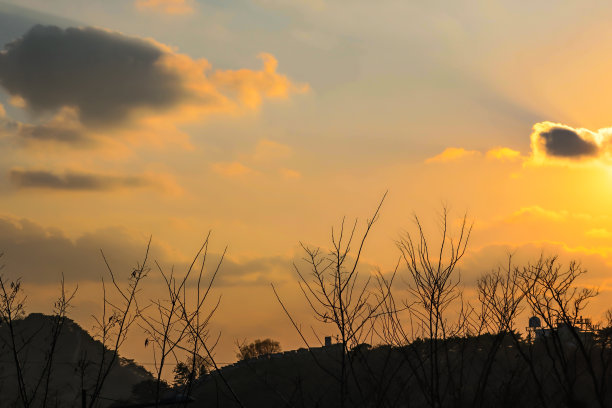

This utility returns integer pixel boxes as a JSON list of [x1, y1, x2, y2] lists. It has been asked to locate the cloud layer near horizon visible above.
[[0, 215, 294, 285]]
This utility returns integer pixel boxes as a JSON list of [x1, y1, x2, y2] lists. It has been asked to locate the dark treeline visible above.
[[1, 198, 611, 407]]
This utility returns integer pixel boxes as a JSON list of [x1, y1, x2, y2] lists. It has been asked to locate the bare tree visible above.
[[472, 254, 524, 408], [138, 232, 228, 406], [394, 206, 472, 408], [275, 192, 394, 408], [518, 256, 603, 407], [88, 238, 151, 407], [0, 257, 77, 408], [0, 261, 28, 406], [176, 243, 234, 406], [39, 274, 78, 408], [596, 309, 612, 401]]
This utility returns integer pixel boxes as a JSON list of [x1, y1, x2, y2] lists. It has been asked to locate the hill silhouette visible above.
[[184, 334, 612, 408], [0, 313, 154, 407], [2, 313, 612, 407]]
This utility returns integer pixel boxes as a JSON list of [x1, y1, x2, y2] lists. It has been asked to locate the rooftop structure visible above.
[[526, 315, 598, 344]]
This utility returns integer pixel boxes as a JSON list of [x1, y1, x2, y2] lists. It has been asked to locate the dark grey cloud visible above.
[[0, 25, 186, 127], [536, 125, 599, 158], [0, 107, 92, 146], [10, 169, 150, 191], [461, 242, 612, 287], [0, 216, 292, 286], [214, 256, 291, 287], [17, 123, 88, 144], [0, 2, 77, 51], [0, 218, 156, 283]]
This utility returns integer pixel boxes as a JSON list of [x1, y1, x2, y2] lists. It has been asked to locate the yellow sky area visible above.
[[4, 0, 612, 381], [11, 149, 612, 377], [488, 21, 612, 129], [8, 143, 612, 369], [6, 123, 612, 267]]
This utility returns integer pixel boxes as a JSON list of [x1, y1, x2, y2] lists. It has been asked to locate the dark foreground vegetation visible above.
[[1, 197, 611, 407], [194, 332, 612, 408]]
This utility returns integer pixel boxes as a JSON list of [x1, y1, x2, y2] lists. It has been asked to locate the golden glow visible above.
[[3, 0, 612, 368]]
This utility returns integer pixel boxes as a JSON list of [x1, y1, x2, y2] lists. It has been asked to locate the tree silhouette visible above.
[[237, 338, 282, 360]]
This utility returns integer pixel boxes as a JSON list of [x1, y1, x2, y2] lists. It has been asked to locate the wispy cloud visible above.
[[279, 168, 301, 180], [425, 147, 481, 163], [586, 228, 612, 239], [135, 0, 194, 15], [250, 139, 293, 163], [486, 147, 522, 161], [9, 169, 157, 192]]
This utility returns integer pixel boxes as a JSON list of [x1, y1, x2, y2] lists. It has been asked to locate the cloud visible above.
[[211, 255, 292, 287], [18, 123, 84, 144], [426, 121, 612, 167], [530, 121, 612, 162], [461, 241, 612, 287], [0, 215, 291, 286], [214, 139, 299, 181], [1, 107, 91, 146], [509, 206, 568, 222], [211, 53, 309, 109], [0, 25, 307, 147], [9, 95, 26, 108], [486, 147, 522, 161], [0, 25, 187, 127], [9, 169, 155, 191], [0, 218, 159, 283], [425, 147, 481, 163], [586, 228, 612, 239], [135, 0, 194, 15]]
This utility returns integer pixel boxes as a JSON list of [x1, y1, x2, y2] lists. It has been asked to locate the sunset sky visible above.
[[1, 0, 612, 366]]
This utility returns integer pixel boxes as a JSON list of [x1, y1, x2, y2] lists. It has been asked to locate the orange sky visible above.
[[1, 0, 612, 375]]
